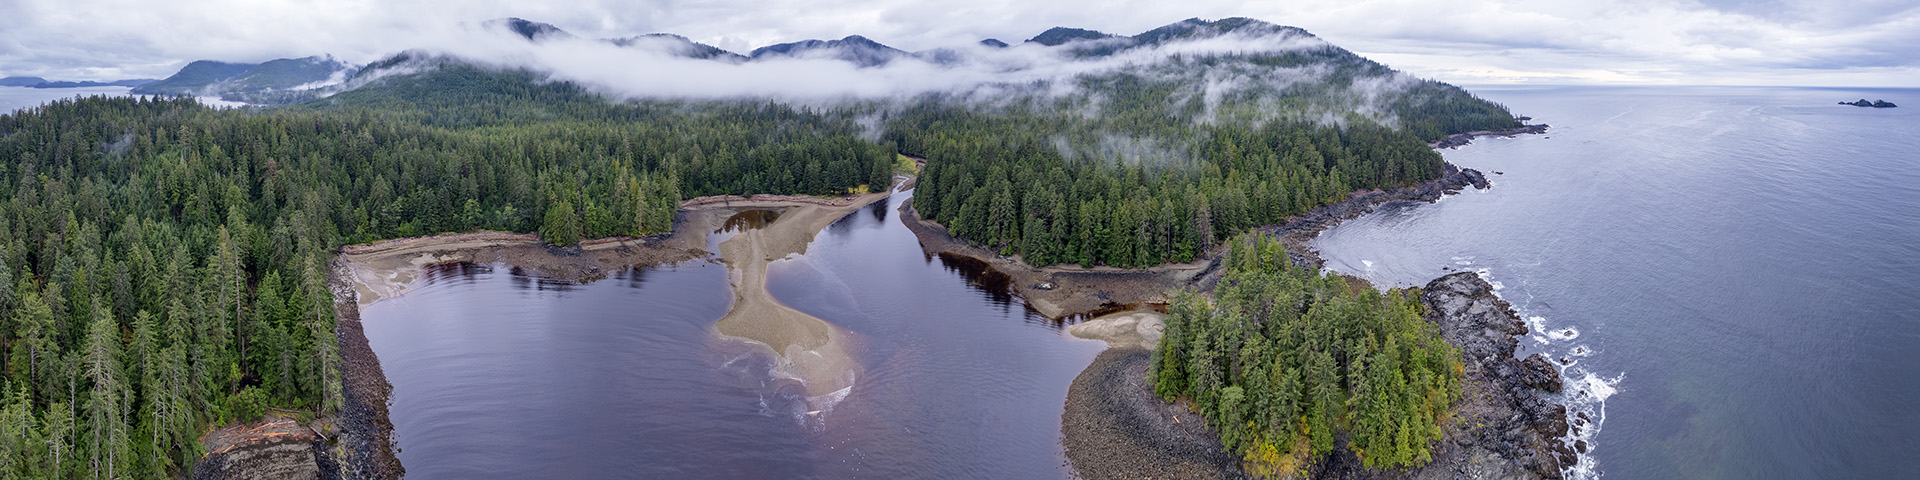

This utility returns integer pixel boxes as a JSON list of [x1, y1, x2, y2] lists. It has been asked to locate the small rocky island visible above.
[[1840, 99, 1897, 108]]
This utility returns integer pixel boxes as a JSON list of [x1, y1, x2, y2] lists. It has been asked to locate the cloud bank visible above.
[[1, 0, 1916, 86], [370, 19, 1339, 104]]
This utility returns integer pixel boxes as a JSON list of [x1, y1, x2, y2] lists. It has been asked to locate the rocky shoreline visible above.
[[1428, 124, 1550, 149], [326, 271, 406, 480], [1264, 162, 1491, 271], [1062, 273, 1573, 480]]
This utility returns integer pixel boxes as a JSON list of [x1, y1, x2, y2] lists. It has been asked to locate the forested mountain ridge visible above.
[[750, 35, 909, 67], [130, 56, 357, 104]]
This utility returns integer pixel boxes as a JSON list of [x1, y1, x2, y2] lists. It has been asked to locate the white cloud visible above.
[[369, 20, 1335, 103], [0, 0, 1915, 86]]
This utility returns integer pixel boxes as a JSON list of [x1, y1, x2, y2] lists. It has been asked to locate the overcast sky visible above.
[[2, 0, 1916, 86]]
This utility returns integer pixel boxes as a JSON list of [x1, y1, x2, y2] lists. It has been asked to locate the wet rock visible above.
[[1421, 272, 1576, 480], [1521, 354, 1564, 393]]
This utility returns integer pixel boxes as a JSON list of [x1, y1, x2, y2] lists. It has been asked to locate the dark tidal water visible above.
[[361, 190, 1104, 479], [1313, 86, 1920, 479]]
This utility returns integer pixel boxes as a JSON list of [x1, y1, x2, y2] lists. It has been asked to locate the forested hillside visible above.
[[897, 103, 1452, 268], [0, 15, 1520, 476], [0, 94, 890, 477], [1152, 235, 1462, 474], [892, 18, 1517, 267]]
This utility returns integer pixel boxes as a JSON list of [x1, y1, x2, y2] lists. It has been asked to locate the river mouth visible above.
[[358, 188, 1106, 479]]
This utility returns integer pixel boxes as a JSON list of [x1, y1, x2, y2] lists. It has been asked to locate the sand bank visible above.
[[1067, 310, 1167, 350], [709, 192, 890, 400]]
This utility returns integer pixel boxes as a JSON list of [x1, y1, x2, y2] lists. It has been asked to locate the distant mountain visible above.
[[4, 76, 157, 88], [228, 57, 358, 91], [978, 39, 1009, 48], [28, 79, 157, 88], [611, 34, 748, 62], [750, 35, 908, 67], [131, 61, 256, 94], [0, 76, 49, 87], [484, 17, 576, 42], [1026, 27, 1118, 46], [133, 56, 357, 103]]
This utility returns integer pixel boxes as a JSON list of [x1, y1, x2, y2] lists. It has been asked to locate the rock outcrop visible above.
[[192, 416, 330, 480], [1840, 99, 1897, 108], [1407, 272, 1574, 479], [1429, 124, 1550, 149]]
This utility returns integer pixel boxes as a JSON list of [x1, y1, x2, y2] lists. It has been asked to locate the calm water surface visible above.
[[1313, 86, 1920, 479], [0, 86, 135, 113], [361, 190, 1104, 479], [0, 85, 247, 113]]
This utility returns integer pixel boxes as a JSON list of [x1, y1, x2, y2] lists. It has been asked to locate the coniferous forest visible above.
[[0, 42, 1513, 475], [1152, 235, 1462, 473]]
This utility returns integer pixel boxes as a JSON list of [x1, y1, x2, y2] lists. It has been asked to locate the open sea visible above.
[[1313, 85, 1920, 479]]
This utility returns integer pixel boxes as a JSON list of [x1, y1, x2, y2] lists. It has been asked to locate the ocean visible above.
[[1313, 85, 1920, 479]]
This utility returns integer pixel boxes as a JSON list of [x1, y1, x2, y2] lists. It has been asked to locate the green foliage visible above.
[[1149, 234, 1462, 473], [542, 201, 582, 246], [232, 387, 266, 424]]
